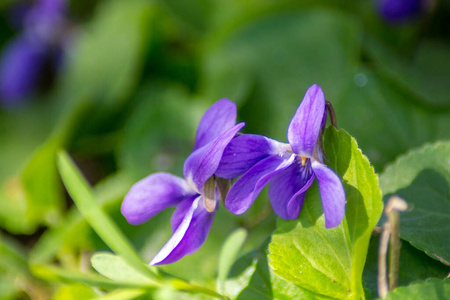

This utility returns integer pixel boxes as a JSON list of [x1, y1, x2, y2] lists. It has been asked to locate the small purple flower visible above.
[[0, 36, 47, 105], [121, 99, 245, 265], [0, 0, 68, 106], [217, 84, 346, 228], [377, 0, 426, 24]]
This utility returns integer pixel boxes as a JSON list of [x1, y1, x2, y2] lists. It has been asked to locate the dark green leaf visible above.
[[383, 278, 450, 300], [363, 236, 450, 299], [364, 36, 450, 109], [380, 142, 450, 265], [334, 68, 439, 171]]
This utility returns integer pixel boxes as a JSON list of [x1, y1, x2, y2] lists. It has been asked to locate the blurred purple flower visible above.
[[217, 84, 346, 229], [0, 36, 47, 105], [378, 0, 426, 23], [0, 0, 69, 106], [121, 99, 244, 265]]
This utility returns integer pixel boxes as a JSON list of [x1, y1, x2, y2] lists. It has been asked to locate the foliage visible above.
[[0, 0, 449, 299]]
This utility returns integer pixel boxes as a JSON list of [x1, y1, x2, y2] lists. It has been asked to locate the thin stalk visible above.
[[377, 196, 408, 298], [325, 100, 337, 128], [378, 223, 390, 298], [388, 209, 401, 290]]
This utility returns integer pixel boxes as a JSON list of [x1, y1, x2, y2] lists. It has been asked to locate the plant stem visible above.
[[325, 100, 337, 128], [378, 223, 390, 298], [377, 196, 408, 298], [387, 196, 407, 291]]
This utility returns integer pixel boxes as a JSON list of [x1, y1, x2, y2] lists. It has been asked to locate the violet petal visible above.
[[121, 173, 196, 225], [170, 196, 197, 232], [184, 122, 245, 191], [25, 0, 67, 42], [287, 84, 326, 157], [311, 161, 346, 228], [193, 99, 237, 151], [268, 160, 315, 219], [216, 134, 289, 179], [225, 154, 295, 215], [378, 0, 423, 24], [150, 196, 215, 265], [0, 36, 46, 105]]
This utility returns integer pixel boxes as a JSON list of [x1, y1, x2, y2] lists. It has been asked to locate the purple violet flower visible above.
[[0, 0, 68, 106], [216, 84, 346, 228], [121, 99, 245, 265], [377, 0, 426, 24], [0, 36, 47, 105]]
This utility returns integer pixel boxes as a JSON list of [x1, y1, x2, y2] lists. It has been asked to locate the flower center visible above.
[[301, 157, 307, 166]]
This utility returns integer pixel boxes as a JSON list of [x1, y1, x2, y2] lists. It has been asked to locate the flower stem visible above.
[[377, 196, 408, 298], [387, 197, 406, 291], [325, 100, 337, 128]]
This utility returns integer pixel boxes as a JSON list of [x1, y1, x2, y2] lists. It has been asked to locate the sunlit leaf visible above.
[[53, 284, 97, 300], [29, 172, 132, 264], [31, 264, 142, 289], [91, 252, 154, 286], [91, 289, 146, 300], [57, 151, 159, 282]]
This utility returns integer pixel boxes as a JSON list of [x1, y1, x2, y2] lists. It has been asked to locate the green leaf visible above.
[[0, 233, 28, 277], [59, 0, 153, 109], [31, 264, 143, 289], [269, 127, 383, 299], [0, 277, 18, 300], [218, 228, 247, 292], [57, 152, 226, 299], [30, 172, 132, 264], [334, 67, 439, 171], [91, 289, 146, 300], [53, 284, 97, 300], [225, 239, 326, 300], [363, 236, 450, 298], [0, 233, 30, 300], [91, 252, 154, 286], [56, 151, 159, 283], [364, 36, 450, 109], [379, 142, 450, 265], [383, 278, 450, 300], [21, 138, 63, 229], [0, 103, 58, 233]]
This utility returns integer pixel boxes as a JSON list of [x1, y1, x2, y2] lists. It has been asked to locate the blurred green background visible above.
[[0, 0, 449, 298]]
